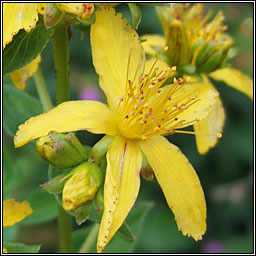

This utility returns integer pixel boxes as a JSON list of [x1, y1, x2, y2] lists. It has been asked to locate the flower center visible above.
[[117, 55, 200, 140]]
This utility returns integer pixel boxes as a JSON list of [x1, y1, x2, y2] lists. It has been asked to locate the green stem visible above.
[[58, 206, 73, 253], [78, 223, 100, 253], [33, 66, 53, 112], [53, 24, 70, 104], [53, 24, 72, 253]]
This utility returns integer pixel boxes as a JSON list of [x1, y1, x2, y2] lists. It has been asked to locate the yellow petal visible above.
[[10, 55, 41, 91], [14, 101, 118, 148], [152, 81, 218, 129], [209, 68, 253, 100], [3, 248, 7, 253], [3, 199, 33, 227], [3, 3, 39, 49], [141, 34, 166, 56], [139, 136, 206, 240], [91, 7, 145, 110], [37, 3, 46, 15], [194, 95, 225, 154], [97, 136, 142, 253]]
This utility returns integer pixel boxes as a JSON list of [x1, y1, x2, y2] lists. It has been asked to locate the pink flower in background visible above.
[[79, 86, 101, 101], [202, 239, 225, 253]]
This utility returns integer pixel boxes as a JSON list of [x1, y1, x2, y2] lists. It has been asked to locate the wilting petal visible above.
[[139, 136, 206, 240], [3, 199, 33, 227], [209, 68, 253, 100], [141, 34, 166, 56], [97, 136, 142, 253], [3, 3, 39, 49], [194, 95, 225, 154], [91, 7, 145, 110], [10, 55, 41, 90], [14, 101, 118, 147]]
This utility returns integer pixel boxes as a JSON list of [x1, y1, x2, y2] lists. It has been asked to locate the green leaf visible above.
[[3, 18, 54, 75], [127, 3, 142, 29], [21, 188, 58, 225], [117, 221, 135, 242], [75, 203, 92, 225], [3, 242, 41, 253], [3, 85, 43, 136]]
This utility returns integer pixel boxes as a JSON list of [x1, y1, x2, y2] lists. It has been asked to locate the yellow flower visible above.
[[14, 7, 219, 252], [10, 55, 41, 91], [3, 199, 33, 253], [3, 3, 46, 90], [3, 3, 94, 91], [142, 3, 253, 154], [3, 199, 33, 228], [3, 3, 46, 49]]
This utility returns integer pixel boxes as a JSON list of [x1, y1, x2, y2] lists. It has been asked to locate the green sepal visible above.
[[198, 51, 223, 74], [127, 3, 142, 29], [44, 3, 64, 29], [75, 203, 92, 225], [40, 170, 71, 194], [195, 41, 215, 67], [89, 135, 114, 164], [95, 187, 104, 212]]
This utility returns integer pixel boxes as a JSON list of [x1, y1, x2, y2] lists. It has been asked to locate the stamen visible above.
[[173, 130, 223, 138]]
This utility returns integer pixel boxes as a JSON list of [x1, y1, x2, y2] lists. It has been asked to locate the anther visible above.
[[177, 78, 184, 85], [217, 132, 222, 138]]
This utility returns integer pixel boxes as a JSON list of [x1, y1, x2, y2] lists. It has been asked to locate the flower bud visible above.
[[141, 156, 154, 182], [44, 3, 64, 29], [195, 36, 233, 74], [62, 162, 103, 211], [56, 3, 94, 21], [164, 19, 192, 68], [36, 131, 89, 169]]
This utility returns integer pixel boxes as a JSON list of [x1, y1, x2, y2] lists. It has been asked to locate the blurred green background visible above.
[[3, 3, 253, 253]]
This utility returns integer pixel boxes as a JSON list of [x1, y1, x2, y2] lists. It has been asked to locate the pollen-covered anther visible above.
[[177, 78, 184, 85]]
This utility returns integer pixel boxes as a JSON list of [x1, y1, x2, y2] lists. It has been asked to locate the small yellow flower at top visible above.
[[14, 7, 219, 253], [142, 3, 253, 154]]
